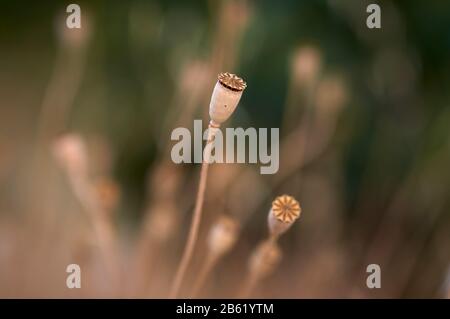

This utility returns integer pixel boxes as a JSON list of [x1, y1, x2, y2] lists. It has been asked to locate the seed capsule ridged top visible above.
[[271, 195, 301, 223], [218, 72, 247, 92]]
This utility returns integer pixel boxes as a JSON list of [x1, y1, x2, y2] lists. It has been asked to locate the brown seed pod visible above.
[[218, 72, 247, 92]]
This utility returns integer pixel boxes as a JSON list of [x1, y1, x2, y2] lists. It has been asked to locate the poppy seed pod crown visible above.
[[268, 195, 301, 237], [209, 72, 246, 126]]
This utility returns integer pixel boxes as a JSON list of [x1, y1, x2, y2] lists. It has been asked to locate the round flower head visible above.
[[207, 215, 239, 257], [268, 195, 301, 237], [209, 72, 246, 126]]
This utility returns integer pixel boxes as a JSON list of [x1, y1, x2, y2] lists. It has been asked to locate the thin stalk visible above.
[[170, 160, 209, 298], [240, 273, 258, 298], [170, 125, 216, 298], [191, 253, 218, 297], [70, 173, 120, 294]]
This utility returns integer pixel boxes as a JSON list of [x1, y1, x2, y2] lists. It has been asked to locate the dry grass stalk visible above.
[[134, 60, 209, 295], [170, 72, 246, 298], [52, 133, 121, 294], [282, 45, 322, 133], [275, 73, 348, 186], [133, 163, 182, 296], [37, 15, 91, 142]]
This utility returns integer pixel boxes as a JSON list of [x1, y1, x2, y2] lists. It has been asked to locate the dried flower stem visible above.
[[240, 272, 259, 298], [169, 127, 214, 298], [69, 172, 120, 293], [170, 73, 245, 298], [240, 239, 282, 298], [53, 135, 120, 295], [190, 215, 239, 297], [191, 253, 217, 297]]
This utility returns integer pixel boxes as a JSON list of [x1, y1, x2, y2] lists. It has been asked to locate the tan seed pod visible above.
[[207, 215, 239, 257], [209, 72, 246, 126], [315, 74, 348, 118], [94, 177, 120, 213], [268, 195, 301, 237], [52, 133, 88, 177], [249, 240, 282, 279], [145, 202, 177, 242], [292, 46, 322, 86]]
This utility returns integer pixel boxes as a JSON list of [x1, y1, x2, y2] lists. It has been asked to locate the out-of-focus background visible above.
[[0, 0, 449, 298]]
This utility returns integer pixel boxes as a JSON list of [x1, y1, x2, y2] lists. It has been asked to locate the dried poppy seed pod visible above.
[[207, 215, 239, 257], [249, 240, 282, 279], [209, 72, 246, 127], [52, 133, 88, 177], [268, 195, 301, 237], [315, 74, 348, 118], [292, 46, 322, 86], [94, 177, 120, 214], [145, 202, 177, 242]]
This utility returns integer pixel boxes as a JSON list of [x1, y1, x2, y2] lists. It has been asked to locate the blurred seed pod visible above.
[[179, 60, 210, 99], [268, 195, 301, 237], [55, 10, 92, 50], [315, 74, 348, 119], [52, 133, 88, 177], [145, 201, 178, 243], [147, 162, 183, 200], [249, 239, 282, 280], [207, 215, 240, 257], [209, 72, 246, 126], [94, 177, 120, 214], [292, 46, 322, 87]]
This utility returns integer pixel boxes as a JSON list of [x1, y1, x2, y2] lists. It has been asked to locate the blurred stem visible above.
[[191, 253, 218, 297], [282, 80, 315, 135], [37, 42, 86, 143], [69, 173, 121, 295], [170, 160, 209, 298], [240, 273, 258, 298]]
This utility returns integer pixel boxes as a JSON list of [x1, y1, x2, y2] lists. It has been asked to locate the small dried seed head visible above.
[[56, 11, 91, 50], [207, 215, 239, 257], [145, 202, 177, 242], [292, 46, 322, 86], [180, 60, 210, 96], [315, 74, 348, 119], [94, 177, 120, 213], [209, 72, 246, 126], [268, 195, 301, 237], [52, 133, 88, 177], [148, 162, 182, 200], [218, 72, 247, 92], [249, 240, 282, 279]]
